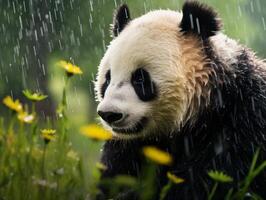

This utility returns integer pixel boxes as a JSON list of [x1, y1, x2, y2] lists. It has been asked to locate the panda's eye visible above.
[[131, 68, 157, 101], [101, 70, 111, 98], [105, 70, 111, 85], [132, 68, 145, 84]]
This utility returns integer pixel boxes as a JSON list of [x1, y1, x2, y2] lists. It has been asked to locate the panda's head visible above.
[[95, 1, 221, 139]]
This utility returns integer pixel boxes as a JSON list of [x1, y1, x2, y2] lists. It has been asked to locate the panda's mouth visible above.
[[112, 117, 148, 134]]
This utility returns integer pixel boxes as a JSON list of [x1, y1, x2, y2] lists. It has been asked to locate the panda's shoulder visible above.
[[211, 33, 266, 72]]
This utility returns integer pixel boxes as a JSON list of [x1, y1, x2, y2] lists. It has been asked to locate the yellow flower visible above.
[[3, 96, 23, 113], [23, 90, 47, 101], [41, 129, 56, 144], [57, 60, 83, 76], [167, 172, 185, 184], [80, 124, 112, 141], [142, 146, 173, 165], [17, 111, 35, 124]]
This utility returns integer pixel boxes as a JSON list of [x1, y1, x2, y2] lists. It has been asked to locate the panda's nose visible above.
[[98, 111, 123, 124]]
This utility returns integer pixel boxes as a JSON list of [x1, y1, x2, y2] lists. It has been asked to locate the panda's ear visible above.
[[180, 1, 222, 40], [112, 4, 131, 37]]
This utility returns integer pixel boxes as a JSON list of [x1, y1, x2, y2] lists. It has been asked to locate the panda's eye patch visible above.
[[131, 68, 157, 101], [132, 69, 145, 84], [101, 70, 111, 98], [105, 70, 111, 84]]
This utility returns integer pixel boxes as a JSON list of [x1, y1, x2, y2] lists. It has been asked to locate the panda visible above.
[[95, 1, 266, 200]]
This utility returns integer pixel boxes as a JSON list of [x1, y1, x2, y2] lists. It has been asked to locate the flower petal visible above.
[[143, 146, 173, 165], [80, 124, 112, 141]]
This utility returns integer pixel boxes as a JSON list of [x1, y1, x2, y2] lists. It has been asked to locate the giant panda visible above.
[[95, 1, 266, 200]]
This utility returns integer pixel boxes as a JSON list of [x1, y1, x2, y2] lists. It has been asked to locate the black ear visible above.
[[112, 4, 131, 37], [180, 1, 221, 40]]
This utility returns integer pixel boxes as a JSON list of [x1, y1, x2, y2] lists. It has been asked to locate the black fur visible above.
[[131, 68, 157, 101], [97, 45, 266, 199], [180, 1, 221, 40], [112, 4, 131, 37]]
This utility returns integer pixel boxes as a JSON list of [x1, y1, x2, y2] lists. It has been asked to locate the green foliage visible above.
[[23, 90, 48, 102], [234, 149, 266, 200], [0, 71, 101, 200], [207, 150, 266, 200], [208, 170, 233, 183]]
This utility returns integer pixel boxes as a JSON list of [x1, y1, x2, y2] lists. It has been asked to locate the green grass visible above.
[[0, 66, 265, 200], [0, 111, 103, 200], [0, 67, 103, 200]]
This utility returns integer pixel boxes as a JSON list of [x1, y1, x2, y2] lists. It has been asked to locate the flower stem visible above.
[[160, 181, 173, 200], [62, 76, 70, 109], [59, 76, 70, 143], [208, 182, 218, 200], [41, 144, 47, 179]]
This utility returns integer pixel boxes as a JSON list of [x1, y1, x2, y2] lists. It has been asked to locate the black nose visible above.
[[98, 111, 123, 124]]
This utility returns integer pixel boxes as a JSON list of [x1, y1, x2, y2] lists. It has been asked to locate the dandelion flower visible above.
[[80, 124, 112, 141], [208, 170, 233, 183], [57, 60, 83, 76], [41, 129, 56, 144], [167, 172, 185, 184], [23, 90, 47, 101], [3, 96, 23, 113], [143, 146, 173, 165], [17, 111, 35, 124]]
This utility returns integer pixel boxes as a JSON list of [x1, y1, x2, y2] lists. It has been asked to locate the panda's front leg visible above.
[[97, 139, 143, 200]]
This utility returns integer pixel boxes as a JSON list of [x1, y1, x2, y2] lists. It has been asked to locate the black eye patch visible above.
[[131, 68, 157, 101], [101, 70, 111, 98]]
